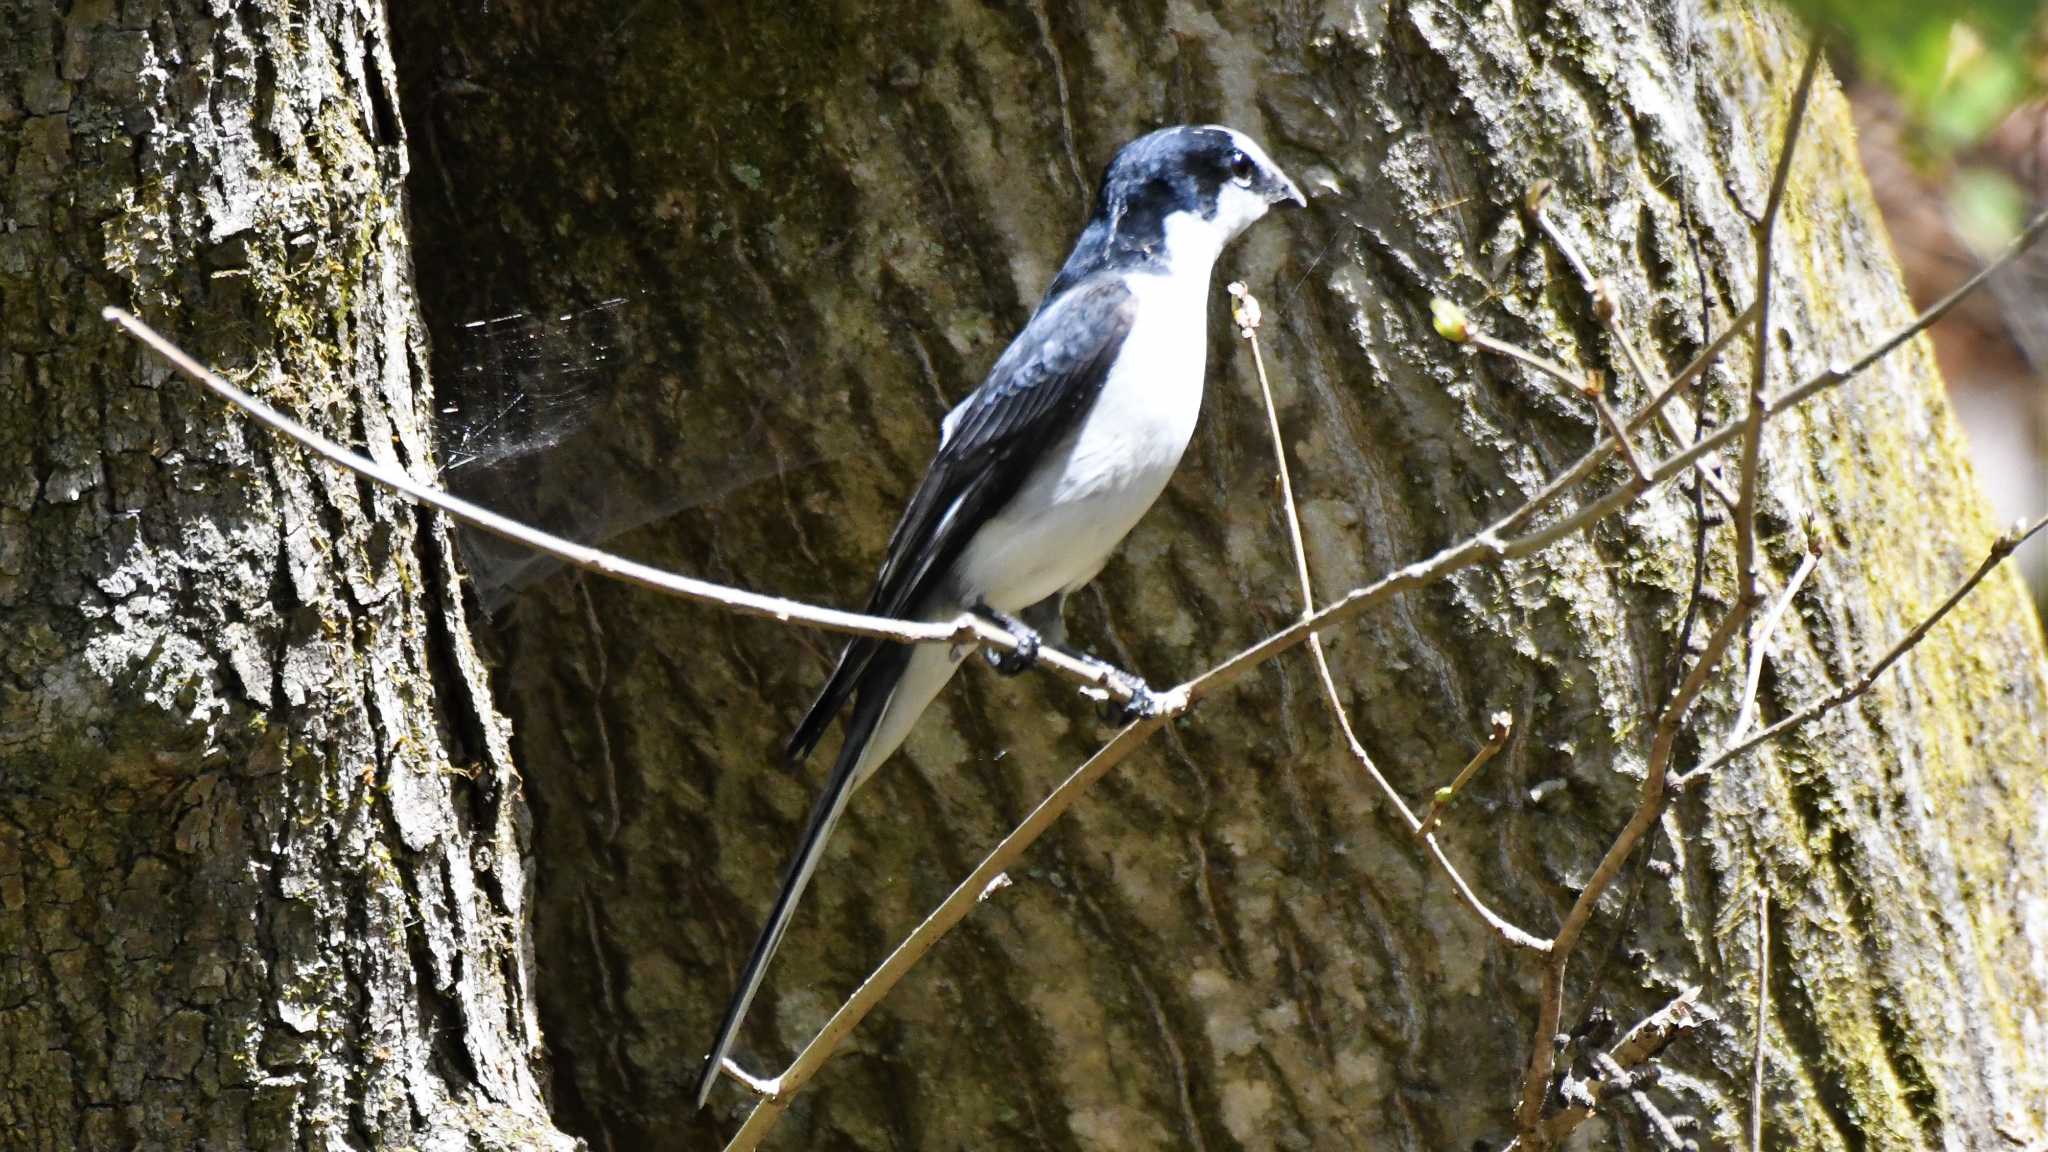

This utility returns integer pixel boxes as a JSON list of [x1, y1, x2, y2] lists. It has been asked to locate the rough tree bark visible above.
[[392, 1, 2048, 1148], [0, 3, 571, 1149], [10, 0, 2042, 1150], [382, 1, 2048, 1149]]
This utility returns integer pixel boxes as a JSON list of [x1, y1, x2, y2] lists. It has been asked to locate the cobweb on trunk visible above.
[[434, 293, 840, 609]]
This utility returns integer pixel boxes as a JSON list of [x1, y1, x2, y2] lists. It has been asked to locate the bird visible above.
[[695, 124, 1303, 1108]]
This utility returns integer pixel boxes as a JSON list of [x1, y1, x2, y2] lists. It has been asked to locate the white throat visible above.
[[1158, 181, 1270, 279]]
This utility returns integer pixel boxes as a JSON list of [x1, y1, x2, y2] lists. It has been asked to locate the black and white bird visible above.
[[696, 124, 1303, 1107]]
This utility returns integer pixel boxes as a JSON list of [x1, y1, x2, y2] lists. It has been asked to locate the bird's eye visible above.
[[1229, 151, 1255, 186]]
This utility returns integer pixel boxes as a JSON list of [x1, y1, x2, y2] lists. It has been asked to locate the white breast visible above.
[[949, 270, 1211, 613]]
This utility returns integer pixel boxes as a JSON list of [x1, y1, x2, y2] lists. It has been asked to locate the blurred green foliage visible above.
[[1781, 1, 2043, 243], [1780, 1, 2039, 145]]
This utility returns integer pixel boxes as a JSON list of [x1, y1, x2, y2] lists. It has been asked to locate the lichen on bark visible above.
[[396, 2, 2048, 1148], [6, 0, 2043, 1150], [0, 3, 569, 1148]]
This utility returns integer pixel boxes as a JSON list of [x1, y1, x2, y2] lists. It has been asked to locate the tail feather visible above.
[[785, 636, 877, 766], [693, 643, 911, 1109]]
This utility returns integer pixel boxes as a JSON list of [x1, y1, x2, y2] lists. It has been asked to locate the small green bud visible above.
[[1430, 298, 1469, 344]]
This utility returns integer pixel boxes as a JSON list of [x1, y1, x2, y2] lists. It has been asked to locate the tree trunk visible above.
[[396, 0, 2048, 1148], [0, 3, 570, 1149], [15, 0, 2042, 1149]]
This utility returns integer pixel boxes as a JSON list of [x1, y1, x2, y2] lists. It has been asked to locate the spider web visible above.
[[433, 293, 842, 609]]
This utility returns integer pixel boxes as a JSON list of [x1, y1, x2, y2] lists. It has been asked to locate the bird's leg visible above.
[[999, 594, 1162, 724], [970, 601, 1041, 676]]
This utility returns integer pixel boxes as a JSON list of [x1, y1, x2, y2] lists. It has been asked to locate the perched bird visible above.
[[696, 124, 1303, 1107]]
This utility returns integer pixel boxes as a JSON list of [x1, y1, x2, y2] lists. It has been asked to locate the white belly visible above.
[[949, 271, 1210, 611]]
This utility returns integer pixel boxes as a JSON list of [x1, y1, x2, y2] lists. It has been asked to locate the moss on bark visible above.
[[0, 3, 569, 1147], [69, 0, 2027, 1147]]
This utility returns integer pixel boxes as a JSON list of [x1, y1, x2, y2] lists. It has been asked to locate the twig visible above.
[[1588, 385, 1651, 482], [1513, 51, 1822, 1139], [1237, 283, 1546, 951], [1506, 986, 1713, 1149], [1500, 173, 2047, 570], [1461, 324, 1653, 486], [718, 700, 1185, 1151], [1417, 711, 1514, 836], [1762, 199, 2048, 420], [1734, 42, 1825, 609], [1230, 284, 1314, 610], [1169, 203, 2047, 734], [1752, 888, 1770, 1152], [1585, 1050, 1687, 1147], [1525, 184, 1735, 509], [1471, 329, 1586, 391], [1448, 300, 1757, 544], [1514, 593, 1755, 1136], [109, 163, 2048, 1146], [1676, 511, 2048, 789], [100, 307, 1140, 705], [1730, 544, 1821, 744]]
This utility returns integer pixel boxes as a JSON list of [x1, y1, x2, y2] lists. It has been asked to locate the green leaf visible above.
[[1778, 1, 2041, 153], [1949, 166, 2029, 254]]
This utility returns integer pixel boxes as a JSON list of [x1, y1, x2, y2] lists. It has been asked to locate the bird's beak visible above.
[[1270, 169, 1307, 209]]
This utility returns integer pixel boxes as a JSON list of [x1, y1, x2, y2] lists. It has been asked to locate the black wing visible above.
[[786, 273, 1138, 763]]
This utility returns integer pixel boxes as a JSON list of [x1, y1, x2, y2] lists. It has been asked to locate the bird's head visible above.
[[1093, 124, 1304, 271]]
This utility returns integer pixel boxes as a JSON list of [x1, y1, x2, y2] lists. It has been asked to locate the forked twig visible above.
[[1513, 41, 1822, 1142], [1676, 511, 2048, 790], [102, 107, 2048, 1141], [1514, 588, 1755, 1135], [1235, 283, 1547, 952], [1505, 986, 1714, 1149], [1735, 43, 1826, 607]]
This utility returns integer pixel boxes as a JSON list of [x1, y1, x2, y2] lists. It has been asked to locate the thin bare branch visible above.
[[718, 701, 1184, 1151], [1475, 302, 1757, 544], [1678, 511, 2048, 789], [1230, 283, 1314, 612], [1516, 55, 1821, 1136], [1176, 215, 2045, 726], [1753, 887, 1770, 1152], [1588, 386, 1651, 482], [1514, 592, 1756, 1135], [1734, 41, 1825, 606], [1730, 543, 1820, 743], [1526, 184, 1737, 508], [1471, 329, 1585, 390], [1417, 711, 1514, 836], [1237, 283, 1547, 952], [1467, 324, 1656, 484], [1500, 179, 2048, 565], [1505, 986, 1713, 1149], [102, 307, 1140, 704]]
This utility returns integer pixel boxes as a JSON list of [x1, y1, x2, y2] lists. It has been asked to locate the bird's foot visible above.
[[1100, 670, 1163, 726], [985, 628, 1040, 676], [973, 602, 1041, 676]]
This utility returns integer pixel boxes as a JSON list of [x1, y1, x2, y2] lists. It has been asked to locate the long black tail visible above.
[[692, 643, 911, 1109]]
